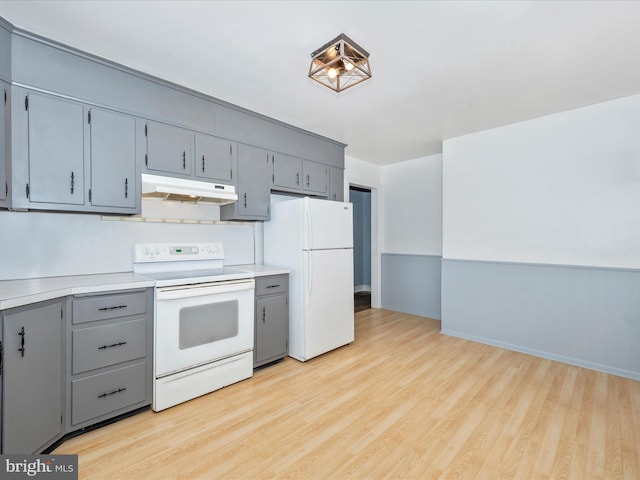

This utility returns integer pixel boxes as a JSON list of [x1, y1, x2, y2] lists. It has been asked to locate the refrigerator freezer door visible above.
[[302, 249, 354, 360], [302, 198, 353, 250]]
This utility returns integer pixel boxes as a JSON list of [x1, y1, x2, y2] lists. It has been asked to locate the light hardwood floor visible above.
[[54, 309, 640, 479]]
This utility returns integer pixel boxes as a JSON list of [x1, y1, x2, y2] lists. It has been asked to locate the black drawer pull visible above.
[[98, 341, 127, 350], [98, 305, 128, 311], [266, 284, 280, 289], [18, 327, 25, 357], [98, 387, 127, 399]]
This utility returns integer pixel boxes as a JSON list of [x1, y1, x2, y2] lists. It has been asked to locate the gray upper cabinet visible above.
[[89, 108, 137, 210], [194, 133, 234, 184], [0, 80, 7, 205], [2, 299, 64, 454], [3, 24, 345, 216], [302, 160, 328, 196], [221, 143, 269, 220], [271, 153, 328, 197], [329, 166, 344, 202], [145, 121, 193, 176], [272, 153, 302, 191], [27, 92, 85, 206], [10, 89, 140, 214]]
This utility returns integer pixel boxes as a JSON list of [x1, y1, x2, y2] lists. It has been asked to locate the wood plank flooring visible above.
[[54, 309, 640, 479]]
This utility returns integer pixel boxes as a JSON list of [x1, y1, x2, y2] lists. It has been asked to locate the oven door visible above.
[[155, 279, 254, 378]]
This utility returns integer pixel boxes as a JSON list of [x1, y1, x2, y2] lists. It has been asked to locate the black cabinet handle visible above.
[[98, 304, 128, 311], [18, 327, 25, 357], [296, 172, 300, 186], [202, 155, 205, 172], [244, 193, 247, 208], [262, 306, 266, 323], [98, 341, 127, 350], [306, 174, 310, 187], [266, 284, 280, 289], [182, 151, 186, 169], [70, 172, 75, 194], [124, 178, 128, 199], [98, 387, 127, 399]]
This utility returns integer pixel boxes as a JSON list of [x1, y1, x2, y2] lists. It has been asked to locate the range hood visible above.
[[141, 173, 238, 205]]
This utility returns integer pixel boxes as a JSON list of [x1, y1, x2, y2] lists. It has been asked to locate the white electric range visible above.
[[133, 242, 255, 412]]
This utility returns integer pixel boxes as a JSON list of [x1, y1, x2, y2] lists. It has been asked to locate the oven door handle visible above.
[[156, 280, 254, 300]]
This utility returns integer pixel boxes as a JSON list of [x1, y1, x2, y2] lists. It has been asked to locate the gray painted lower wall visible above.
[[441, 258, 640, 380], [381, 254, 441, 319]]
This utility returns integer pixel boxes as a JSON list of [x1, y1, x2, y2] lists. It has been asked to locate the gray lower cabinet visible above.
[[254, 275, 289, 368], [145, 120, 193, 176], [2, 299, 65, 454], [68, 289, 152, 431], [195, 133, 235, 184], [11, 89, 140, 214], [271, 153, 328, 197], [0, 80, 8, 206], [221, 143, 270, 220]]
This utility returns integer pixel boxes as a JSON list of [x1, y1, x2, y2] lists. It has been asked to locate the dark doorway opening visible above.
[[350, 185, 371, 312]]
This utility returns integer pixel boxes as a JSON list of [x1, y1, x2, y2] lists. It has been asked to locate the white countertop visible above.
[[0, 272, 155, 311], [0, 265, 290, 311], [232, 264, 291, 277]]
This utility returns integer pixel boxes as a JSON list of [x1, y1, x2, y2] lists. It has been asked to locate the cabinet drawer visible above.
[[73, 318, 147, 374], [255, 275, 288, 296], [73, 291, 147, 324], [71, 362, 147, 425]]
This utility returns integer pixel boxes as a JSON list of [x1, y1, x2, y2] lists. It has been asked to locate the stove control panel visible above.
[[133, 242, 224, 262]]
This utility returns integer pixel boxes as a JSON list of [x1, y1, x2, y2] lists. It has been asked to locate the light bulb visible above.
[[344, 61, 354, 71], [327, 67, 338, 79]]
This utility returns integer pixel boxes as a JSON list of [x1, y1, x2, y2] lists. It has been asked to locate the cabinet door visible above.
[[329, 166, 344, 201], [272, 153, 302, 190], [0, 81, 7, 203], [303, 160, 328, 195], [145, 121, 193, 175], [3, 300, 64, 454], [90, 108, 137, 209], [27, 92, 85, 205], [194, 134, 234, 183], [236, 144, 270, 218], [255, 294, 288, 365]]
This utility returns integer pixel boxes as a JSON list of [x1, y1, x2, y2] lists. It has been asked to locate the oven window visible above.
[[179, 300, 239, 349]]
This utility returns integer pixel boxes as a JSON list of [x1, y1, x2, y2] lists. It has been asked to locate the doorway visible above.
[[350, 186, 371, 312]]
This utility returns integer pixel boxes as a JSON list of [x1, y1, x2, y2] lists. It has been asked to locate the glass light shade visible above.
[[308, 33, 371, 92]]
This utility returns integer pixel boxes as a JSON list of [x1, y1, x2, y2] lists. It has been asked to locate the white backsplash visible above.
[[0, 199, 256, 280]]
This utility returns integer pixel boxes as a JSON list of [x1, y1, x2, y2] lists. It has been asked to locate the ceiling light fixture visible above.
[[309, 33, 371, 92]]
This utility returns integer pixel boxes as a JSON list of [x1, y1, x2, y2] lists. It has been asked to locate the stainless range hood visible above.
[[141, 173, 238, 205]]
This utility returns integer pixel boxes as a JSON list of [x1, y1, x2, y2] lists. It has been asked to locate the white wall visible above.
[[382, 154, 443, 255], [0, 199, 254, 280], [443, 94, 640, 269]]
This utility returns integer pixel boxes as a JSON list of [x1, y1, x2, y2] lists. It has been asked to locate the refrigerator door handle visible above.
[[306, 205, 313, 250], [306, 252, 312, 305]]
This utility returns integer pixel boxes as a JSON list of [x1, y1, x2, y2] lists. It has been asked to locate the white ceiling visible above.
[[2, 1, 640, 165]]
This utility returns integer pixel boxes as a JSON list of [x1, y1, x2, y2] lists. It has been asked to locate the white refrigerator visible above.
[[263, 197, 354, 361]]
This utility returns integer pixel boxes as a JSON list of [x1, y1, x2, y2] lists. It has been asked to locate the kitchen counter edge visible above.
[[0, 272, 156, 311], [232, 264, 291, 277], [0, 266, 291, 311]]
